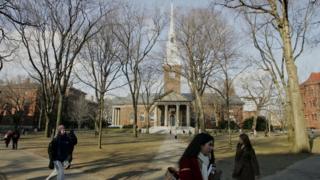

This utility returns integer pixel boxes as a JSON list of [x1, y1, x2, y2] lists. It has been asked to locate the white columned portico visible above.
[[154, 105, 158, 127], [176, 104, 180, 127], [117, 109, 120, 125], [112, 108, 115, 125], [114, 108, 117, 125], [165, 105, 168, 126], [187, 104, 190, 127]]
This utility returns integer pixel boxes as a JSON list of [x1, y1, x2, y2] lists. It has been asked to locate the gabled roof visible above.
[[155, 91, 191, 102], [301, 72, 320, 86]]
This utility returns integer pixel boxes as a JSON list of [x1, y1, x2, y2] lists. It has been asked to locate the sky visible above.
[[0, 0, 319, 99]]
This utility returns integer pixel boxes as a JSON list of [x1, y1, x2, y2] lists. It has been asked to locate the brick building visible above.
[[0, 79, 40, 128], [0, 79, 96, 129], [300, 72, 320, 129]]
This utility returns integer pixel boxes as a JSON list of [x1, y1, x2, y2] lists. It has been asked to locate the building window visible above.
[[149, 112, 155, 121], [169, 72, 175, 78], [130, 113, 134, 122], [140, 113, 145, 121]]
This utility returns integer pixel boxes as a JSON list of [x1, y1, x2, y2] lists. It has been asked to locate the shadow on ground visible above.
[[217, 153, 313, 180]]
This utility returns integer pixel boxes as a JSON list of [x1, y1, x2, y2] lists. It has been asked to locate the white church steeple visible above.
[[163, 0, 182, 94], [166, 0, 180, 65]]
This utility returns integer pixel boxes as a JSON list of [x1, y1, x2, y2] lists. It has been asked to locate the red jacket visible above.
[[179, 156, 203, 180]]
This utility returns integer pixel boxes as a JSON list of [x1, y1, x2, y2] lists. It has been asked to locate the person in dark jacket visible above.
[[179, 133, 221, 180], [46, 125, 70, 180], [4, 130, 13, 148], [12, 129, 20, 149], [232, 133, 260, 180], [65, 129, 77, 169]]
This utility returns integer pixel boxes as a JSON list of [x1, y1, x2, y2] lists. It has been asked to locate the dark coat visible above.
[[232, 144, 260, 180], [48, 134, 70, 162], [12, 131, 20, 142], [68, 132, 77, 153], [179, 156, 203, 180]]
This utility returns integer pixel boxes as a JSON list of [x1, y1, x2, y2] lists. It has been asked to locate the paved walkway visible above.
[[262, 155, 320, 180], [139, 135, 187, 179], [0, 148, 103, 180]]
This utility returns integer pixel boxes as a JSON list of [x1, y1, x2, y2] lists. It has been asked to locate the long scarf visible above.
[[198, 152, 210, 180]]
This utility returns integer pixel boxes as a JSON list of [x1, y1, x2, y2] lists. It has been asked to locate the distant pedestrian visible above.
[[232, 133, 260, 180], [12, 129, 20, 149], [4, 130, 13, 148], [47, 125, 70, 180], [65, 129, 77, 169]]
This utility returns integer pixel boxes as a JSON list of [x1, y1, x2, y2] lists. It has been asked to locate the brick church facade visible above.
[[300, 72, 320, 129]]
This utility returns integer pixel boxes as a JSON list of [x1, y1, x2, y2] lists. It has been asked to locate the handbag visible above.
[[209, 169, 222, 180], [164, 167, 179, 180], [48, 159, 54, 169]]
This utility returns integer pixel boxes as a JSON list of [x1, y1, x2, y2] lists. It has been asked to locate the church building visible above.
[[111, 2, 244, 132]]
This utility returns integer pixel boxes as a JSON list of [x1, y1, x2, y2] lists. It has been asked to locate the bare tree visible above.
[[204, 21, 248, 144], [215, 0, 318, 152], [77, 12, 122, 149], [113, 3, 165, 137], [0, 0, 36, 71], [241, 72, 276, 136], [68, 95, 89, 130], [174, 8, 224, 133], [140, 64, 163, 134], [13, 0, 108, 137]]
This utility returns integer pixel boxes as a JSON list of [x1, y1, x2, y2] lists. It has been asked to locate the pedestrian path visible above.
[[262, 155, 320, 180], [0, 148, 103, 180], [139, 135, 187, 179]]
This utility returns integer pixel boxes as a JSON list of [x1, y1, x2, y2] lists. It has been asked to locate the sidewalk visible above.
[[139, 135, 187, 179], [0, 148, 103, 180], [262, 155, 320, 180]]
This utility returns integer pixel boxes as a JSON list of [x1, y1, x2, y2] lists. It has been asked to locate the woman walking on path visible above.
[[47, 125, 70, 180], [232, 133, 260, 180]]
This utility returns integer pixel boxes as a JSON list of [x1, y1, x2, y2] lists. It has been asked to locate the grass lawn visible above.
[[6, 129, 317, 179]]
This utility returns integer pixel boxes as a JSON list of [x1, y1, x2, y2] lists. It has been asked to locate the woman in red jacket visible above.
[[179, 133, 216, 180]]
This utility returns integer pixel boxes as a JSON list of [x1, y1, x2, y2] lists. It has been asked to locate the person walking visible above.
[[179, 133, 221, 180], [47, 125, 70, 180], [65, 129, 77, 169], [4, 130, 13, 148], [232, 133, 260, 180], [12, 129, 20, 149]]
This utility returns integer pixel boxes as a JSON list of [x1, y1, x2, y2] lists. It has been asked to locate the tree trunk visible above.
[[226, 97, 232, 145], [284, 87, 295, 144], [98, 97, 105, 149], [195, 91, 205, 132], [38, 107, 43, 130], [94, 118, 99, 137], [192, 100, 199, 134], [133, 103, 138, 137], [146, 110, 150, 134], [44, 111, 51, 138], [252, 111, 259, 136], [281, 19, 310, 153], [55, 93, 63, 135]]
